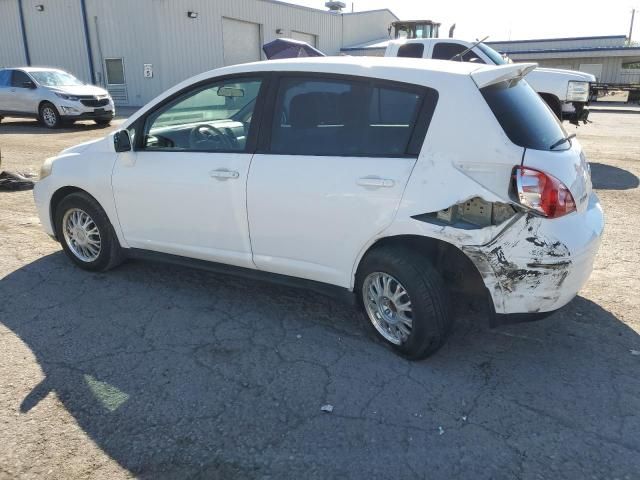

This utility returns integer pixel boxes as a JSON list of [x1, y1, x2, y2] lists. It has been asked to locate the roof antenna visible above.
[[450, 35, 489, 61]]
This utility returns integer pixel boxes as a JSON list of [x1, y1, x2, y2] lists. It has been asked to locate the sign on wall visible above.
[[143, 64, 153, 78]]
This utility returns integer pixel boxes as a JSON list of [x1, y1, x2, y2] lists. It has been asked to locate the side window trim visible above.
[[258, 71, 438, 158], [132, 72, 271, 154]]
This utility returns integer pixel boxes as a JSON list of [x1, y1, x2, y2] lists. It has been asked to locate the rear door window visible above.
[[397, 43, 425, 58], [0, 70, 11, 86], [268, 76, 436, 157], [10, 70, 32, 88], [432, 42, 484, 63], [481, 79, 569, 151]]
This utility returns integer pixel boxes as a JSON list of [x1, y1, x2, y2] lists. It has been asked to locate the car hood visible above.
[[47, 84, 110, 97], [534, 67, 596, 82]]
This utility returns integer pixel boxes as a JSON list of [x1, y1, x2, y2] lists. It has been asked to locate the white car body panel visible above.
[[248, 154, 416, 287], [112, 150, 255, 269], [33, 135, 127, 246], [34, 56, 604, 316]]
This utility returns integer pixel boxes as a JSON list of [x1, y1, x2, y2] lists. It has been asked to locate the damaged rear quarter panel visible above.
[[463, 213, 573, 313]]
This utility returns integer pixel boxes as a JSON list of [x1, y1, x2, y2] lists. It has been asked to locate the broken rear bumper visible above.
[[463, 192, 604, 314]]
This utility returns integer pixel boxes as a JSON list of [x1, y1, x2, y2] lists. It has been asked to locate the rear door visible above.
[[8, 70, 39, 113], [247, 74, 437, 287], [0, 70, 12, 112]]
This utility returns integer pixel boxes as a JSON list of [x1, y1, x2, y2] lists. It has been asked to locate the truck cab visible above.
[[385, 37, 595, 125]]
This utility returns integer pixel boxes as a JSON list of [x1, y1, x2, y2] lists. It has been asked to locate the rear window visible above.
[[481, 79, 569, 151]]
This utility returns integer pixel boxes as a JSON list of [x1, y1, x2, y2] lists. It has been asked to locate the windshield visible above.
[[30, 71, 84, 87], [481, 79, 569, 151], [477, 43, 508, 65]]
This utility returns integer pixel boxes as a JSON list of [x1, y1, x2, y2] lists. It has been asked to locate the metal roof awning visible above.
[[500, 46, 640, 61]]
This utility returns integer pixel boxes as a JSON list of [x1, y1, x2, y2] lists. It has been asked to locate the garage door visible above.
[[222, 18, 262, 66], [291, 30, 317, 47]]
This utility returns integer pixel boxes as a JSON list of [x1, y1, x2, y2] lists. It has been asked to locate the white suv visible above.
[[33, 57, 604, 359], [0, 67, 114, 128]]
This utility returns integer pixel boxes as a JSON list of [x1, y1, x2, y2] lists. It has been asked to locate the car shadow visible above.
[[0, 119, 114, 134], [2, 253, 639, 478], [590, 162, 639, 190]]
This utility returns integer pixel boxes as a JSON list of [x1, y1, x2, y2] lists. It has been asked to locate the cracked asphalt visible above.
[[1, 112, 639, 479]]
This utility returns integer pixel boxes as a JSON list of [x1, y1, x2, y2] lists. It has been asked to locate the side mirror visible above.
[[22, 81, 36, 89], [114, 130, 131, 152]]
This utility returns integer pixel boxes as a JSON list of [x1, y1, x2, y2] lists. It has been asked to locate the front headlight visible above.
[[40, 157, 54, 180], [55, 92, 80, 101], [566, 81, 589, 102]]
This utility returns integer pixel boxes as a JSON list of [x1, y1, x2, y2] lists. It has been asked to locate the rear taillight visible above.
[[512, 166, 576, 218]]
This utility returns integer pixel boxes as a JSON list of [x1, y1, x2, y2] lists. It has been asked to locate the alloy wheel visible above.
[[62, 208, 102, 262], [362, 272, 413, 345]]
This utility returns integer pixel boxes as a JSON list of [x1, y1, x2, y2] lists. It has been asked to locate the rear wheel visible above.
[[54, 192, 124, 271], [356, 246, 452, 360], [39, 102, 61, 128]]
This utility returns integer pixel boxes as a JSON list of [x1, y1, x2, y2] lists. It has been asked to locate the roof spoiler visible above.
[[471, 62, 538, 89]]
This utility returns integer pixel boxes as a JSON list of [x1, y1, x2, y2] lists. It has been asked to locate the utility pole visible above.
[[630, 8, 636, 45]]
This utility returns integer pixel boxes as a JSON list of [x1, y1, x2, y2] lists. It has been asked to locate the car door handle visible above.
[[357, 177, 395, 188], [210, 169, 239, 180]]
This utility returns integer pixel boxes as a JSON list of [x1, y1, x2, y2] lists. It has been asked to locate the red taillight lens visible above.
[[512, 166, 576, 218]]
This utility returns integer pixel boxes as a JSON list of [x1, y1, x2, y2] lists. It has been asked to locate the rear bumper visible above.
[[464, 192, 604, 315]]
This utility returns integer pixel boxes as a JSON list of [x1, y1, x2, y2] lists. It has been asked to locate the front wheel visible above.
[[54, 192, 124, 271], [356, 246, 452, 360], [39, 102, 62, 128], [95, 118, 112, 127]]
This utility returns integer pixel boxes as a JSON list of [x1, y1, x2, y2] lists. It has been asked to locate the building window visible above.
[[105, 58, 125, 85]]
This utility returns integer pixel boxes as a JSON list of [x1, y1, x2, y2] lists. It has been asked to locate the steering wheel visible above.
[[189, 124, 234, 150]]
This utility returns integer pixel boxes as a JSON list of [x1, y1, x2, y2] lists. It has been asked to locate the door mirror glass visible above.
[[114, 130, 132, 152], [22, 81, 36, 89]]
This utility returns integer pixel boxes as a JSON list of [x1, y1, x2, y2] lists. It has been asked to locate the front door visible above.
[[112, 76, 265, 268], [247, 75, 435, 287]]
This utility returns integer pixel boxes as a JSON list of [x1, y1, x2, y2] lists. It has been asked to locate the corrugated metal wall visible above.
[[0, 0, 394, 106], [86, 0, 163, 106], [510, 55, 625, 83], [21, 0, 91, 80], [0, 0, 27, 66], [342, 10, 396, 48]]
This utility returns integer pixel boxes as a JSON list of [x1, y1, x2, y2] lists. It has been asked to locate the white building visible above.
[[0, 0, 397, 106], [487, 35, 640, 84]]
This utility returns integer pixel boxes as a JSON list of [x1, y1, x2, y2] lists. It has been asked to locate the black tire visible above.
[[39, 102, 62, 128], [356, 245, 452, 360], [54, 192, 124, 272], [539, 93, 562, 120], [95, 118, 112, 127]]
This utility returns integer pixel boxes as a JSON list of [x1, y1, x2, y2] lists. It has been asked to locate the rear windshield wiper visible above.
[[550, 133, 576, 150]]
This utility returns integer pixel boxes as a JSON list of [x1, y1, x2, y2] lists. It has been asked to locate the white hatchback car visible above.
[[34, 57, 604, 359]]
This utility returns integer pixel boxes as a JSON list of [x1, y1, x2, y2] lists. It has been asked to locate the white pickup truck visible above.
[[385, 38, 595, 124]]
